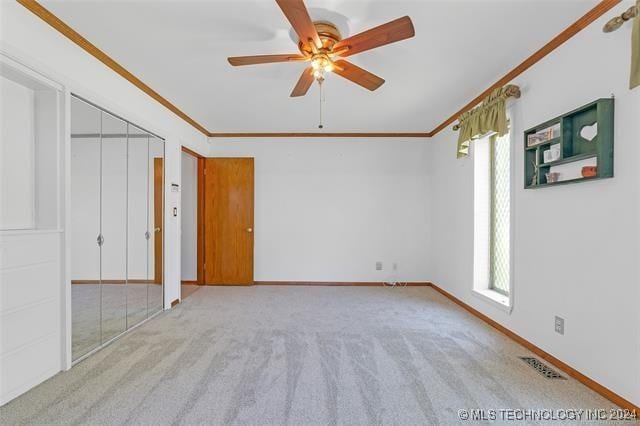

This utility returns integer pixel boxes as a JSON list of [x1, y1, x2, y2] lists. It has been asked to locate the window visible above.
[[473, 129, 511, 307], [489, 133, 511, 295]]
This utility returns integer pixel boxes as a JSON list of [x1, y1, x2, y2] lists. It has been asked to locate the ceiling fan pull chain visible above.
[[318, 78, 324, 129]]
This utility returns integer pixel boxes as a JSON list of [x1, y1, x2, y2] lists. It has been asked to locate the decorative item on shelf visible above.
[[581, 166, 598, 178], [530, 159, 539, 187], [545, 172, 561, 183], [543, 144, 561, 163], [527, 122, 560, 147]]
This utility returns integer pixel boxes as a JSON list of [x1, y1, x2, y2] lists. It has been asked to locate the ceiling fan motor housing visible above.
[[298, 21, 343, 55]]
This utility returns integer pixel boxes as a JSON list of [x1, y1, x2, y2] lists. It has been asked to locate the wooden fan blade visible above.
[[332, 60, 385, 91], [290, 67, 315, 97], [333, 16, 415, 58], [275, 0, 322, 50], [228, 54, 307, 66]]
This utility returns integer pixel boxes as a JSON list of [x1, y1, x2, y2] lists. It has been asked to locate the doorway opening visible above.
[[180, 147, 205, 299]]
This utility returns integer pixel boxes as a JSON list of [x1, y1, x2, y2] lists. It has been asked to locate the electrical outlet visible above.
[[554, 316, 565, 335], [375, 261, 383, 271]]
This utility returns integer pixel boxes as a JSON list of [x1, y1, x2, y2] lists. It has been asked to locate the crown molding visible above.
[[428, 0, 621, 137], [208, 132, 431, 138], [18, 0, 621, 139], [16, 0, 210, 136]]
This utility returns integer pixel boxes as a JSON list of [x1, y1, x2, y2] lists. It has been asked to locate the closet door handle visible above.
[[96, 234, 104, 246], [145, 231, 151, 240], [154, 227, 161, 233]]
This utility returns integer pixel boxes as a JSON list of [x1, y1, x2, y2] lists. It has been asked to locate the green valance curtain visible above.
[[456, 85, 518, 158], [631, 0, 640, 89]]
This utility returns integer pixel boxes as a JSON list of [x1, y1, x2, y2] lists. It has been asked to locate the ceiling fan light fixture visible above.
[[311, 53, 334, 81], [311, 54, 331, 69]]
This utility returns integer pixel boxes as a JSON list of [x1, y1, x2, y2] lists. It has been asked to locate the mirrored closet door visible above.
[[127, 124, 150, 329], [100, 111, 128, 344], [149, 135, 165, 315], [70, 96, 165, 362]]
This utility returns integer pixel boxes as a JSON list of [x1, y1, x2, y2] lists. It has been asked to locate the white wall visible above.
[[429, 13, 640, 407], [1, 0, 209, 311], [1, 76, 35, 230], [208, 139, 431, 282], [180, 152, 197, 281]]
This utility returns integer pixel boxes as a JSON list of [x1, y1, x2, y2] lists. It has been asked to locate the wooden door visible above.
[[203, 158, 254, 284], [154, 158, 164, 284]]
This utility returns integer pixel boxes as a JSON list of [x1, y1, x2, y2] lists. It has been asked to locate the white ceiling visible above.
[[43, 0, 599, 133]]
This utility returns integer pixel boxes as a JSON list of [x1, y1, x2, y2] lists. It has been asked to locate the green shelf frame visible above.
[[524, 98, 614, 189], [539, 152, 597, 168]]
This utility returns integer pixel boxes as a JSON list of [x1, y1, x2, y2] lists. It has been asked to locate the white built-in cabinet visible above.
[[0, 54, 64, 405]]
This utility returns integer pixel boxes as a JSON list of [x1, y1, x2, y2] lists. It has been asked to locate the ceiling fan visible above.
[[227, 0, 415, 98]]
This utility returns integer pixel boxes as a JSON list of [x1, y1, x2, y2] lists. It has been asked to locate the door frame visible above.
[[181, 146, 205, 285], [153, 157, 164, 284]]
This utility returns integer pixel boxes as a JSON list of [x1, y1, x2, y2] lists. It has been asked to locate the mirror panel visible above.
[[148, 135, 164, 315], [127, 125, 149, 327], [70, 98, 101, 360], [100, 111, 128, 342]]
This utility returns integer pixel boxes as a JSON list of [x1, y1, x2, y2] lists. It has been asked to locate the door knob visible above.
[[154, 227, 161, 233], [246, 227, 253, 233]]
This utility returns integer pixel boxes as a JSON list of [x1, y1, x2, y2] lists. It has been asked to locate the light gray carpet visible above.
[[0, 286, 620, 425], [180, 284, 201, 301]]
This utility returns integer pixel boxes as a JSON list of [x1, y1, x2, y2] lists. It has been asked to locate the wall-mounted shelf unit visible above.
[[524, 98, 614, 189]]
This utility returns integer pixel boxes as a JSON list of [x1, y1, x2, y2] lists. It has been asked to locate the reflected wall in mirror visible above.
[[70, 95, 165, 362], [70, 97, 101, 360], [100, 112, 128, 343], [127, 125, 150, 328]]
